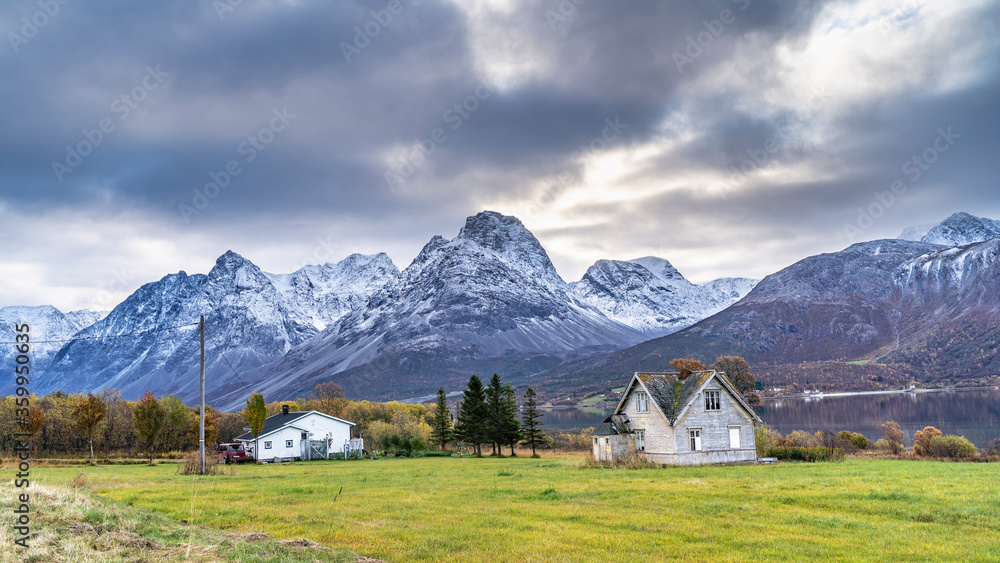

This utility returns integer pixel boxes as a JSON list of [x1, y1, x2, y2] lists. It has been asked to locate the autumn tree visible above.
[[243, 392, 267, 462], [712, 355, 760, 406], [189, 406, 221, 448], [454, 375, 487, 456], [24, 406, 45, 460], [310, 382, 349, 418], [430, 388, 453, 450], [132, 391, 165, 464], [217, 411, 246, 443], [520, 388, 544, 458], [881, 420, 905, 455], [72, 392, 107, 465], [912, 426, 942, 456], [670, 358, 707, 379], [97, 389, 135, 454], [158, 395, 193, 453]]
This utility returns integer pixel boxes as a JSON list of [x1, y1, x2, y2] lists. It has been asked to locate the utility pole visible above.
[[199, 315, 206, 475]]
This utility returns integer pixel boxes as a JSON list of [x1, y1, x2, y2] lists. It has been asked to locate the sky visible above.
[[2, 0, 999, 313]]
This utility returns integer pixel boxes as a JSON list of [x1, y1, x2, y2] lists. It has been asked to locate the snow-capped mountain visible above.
[[569, 257, 757, 336], [0, 306, 107, 379], [219, 211, 648, 407], [265, 253, 399, 330], [898, 212, 1000, 246], [37, 251, 397, 402]]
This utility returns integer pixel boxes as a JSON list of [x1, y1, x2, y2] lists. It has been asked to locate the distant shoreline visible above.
[[762, 386, 999, 401]]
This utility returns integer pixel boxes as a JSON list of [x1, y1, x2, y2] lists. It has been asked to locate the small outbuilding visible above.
[[235, 405, 360, 462], [593, 370, 761, 465]]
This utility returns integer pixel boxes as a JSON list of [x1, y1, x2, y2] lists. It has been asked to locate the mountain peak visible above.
[[457, 211, 533, 250], [628, 256, 685, 283], [920, 212, 1000, 247]]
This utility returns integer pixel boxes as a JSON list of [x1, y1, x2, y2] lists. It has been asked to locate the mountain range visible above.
[[4, 211, 754, 408], [4, 210, 999, 408]]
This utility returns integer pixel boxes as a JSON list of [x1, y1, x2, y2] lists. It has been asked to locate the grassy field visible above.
[[14, 455, 1000, 562]]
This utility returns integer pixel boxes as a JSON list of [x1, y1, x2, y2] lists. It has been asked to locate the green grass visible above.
[[28, 456, 1000, 562], [580, 394, 607, 406]]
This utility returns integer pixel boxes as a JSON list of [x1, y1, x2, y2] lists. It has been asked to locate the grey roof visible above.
[[593, 414, 633, 436], [628, 370, 760, 425], [234, 410, 310, 441]]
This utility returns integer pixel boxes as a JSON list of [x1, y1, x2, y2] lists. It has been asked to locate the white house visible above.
[[593, 370, 761, 465], [235, 405, 359, 462]]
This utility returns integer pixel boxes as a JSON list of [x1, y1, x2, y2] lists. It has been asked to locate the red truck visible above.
[[216, 443, 247, 464]]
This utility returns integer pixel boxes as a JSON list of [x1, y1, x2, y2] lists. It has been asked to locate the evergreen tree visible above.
[[454, 375, 487, 456], [430, 388, 453, 450], [501, 383, 522, 456], [520, 388, 544, 457], [485, 374, 506, 456]]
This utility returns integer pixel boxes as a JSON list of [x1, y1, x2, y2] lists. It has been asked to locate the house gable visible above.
[[672, 371, 761, 425]]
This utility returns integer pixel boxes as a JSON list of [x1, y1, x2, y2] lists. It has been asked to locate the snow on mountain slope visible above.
[[39, 250, 396, 403], [265, 253, 398, 330], [916, 212, 1000, 246], [227, 211, 646, 406], [0, 306, 107, 383], [569, 258, 758, 336]]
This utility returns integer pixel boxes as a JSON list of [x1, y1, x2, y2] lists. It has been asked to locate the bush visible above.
[[928, 435, 977, 459], [881, 421, 905, 455], [981, 438, 1000, 456], [767, 447, 844, 462], [421, 450, 453, 457], [873, 438, 891, 451], [912, 426, 942, 456], [177, 451, 229, 475], [783, 430, 818, 448]]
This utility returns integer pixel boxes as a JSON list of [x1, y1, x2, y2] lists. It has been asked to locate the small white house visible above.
[[235, 405, 358, 462], [593, 370, 761, 466]]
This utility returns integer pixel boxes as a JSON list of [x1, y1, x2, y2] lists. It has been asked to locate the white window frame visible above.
[[264, 441, 272, 449], [636, 391, 648, 413], [729, 427, 741, 449], [285, 439, 294, 448], [689, 429, 702, 451], [594, 437, 599, 445], [705, 390, 721, 411], [635, 429, 645, 451]]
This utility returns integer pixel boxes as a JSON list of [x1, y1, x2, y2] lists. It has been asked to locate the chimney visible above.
[[282, 404, 289, 415]]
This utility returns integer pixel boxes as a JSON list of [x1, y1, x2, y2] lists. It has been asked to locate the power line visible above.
[[205, 330, 255, 398], [0, 322, 199, 345]]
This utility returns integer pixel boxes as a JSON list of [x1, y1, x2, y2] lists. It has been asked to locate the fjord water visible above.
[[550, 388, 1000, 447]]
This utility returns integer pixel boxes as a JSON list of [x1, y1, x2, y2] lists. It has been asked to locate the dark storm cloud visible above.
[[2, 0, 999, 308]]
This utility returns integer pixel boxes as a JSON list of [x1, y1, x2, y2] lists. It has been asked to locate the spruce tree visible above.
[[502, 383, 522, 456], [485, 374, 506, 456], [430, 388, 453, 450], [454, 375, 487, 456], [520, 388, 544, 457]]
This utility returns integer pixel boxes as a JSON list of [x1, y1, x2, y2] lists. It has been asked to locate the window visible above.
[[635, 429, 645, 451], [264, 441, 272, 449], [705, 390, 721, 411], [636, 392, 648, 413], [594, 438, 598, 445], [285, 440, 294, 448], [217, 445, 226, 452], [689, 429, 702, 451], [729, 427, 741, 449], [232, 444, 244, 451]]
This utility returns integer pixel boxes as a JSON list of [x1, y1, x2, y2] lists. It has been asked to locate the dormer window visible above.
[[636, 392, 648, 413]]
